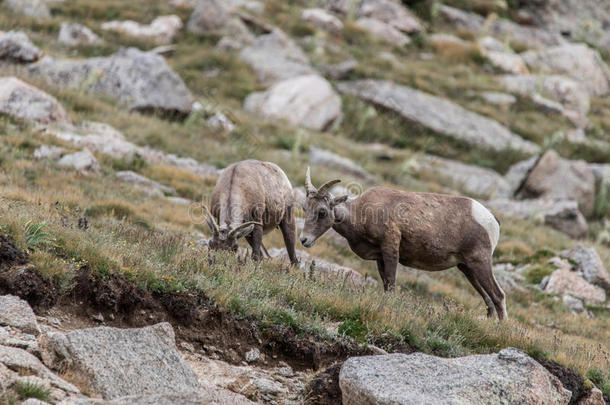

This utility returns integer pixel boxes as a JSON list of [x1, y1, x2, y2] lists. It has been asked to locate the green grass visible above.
[[13, 381, 51, 401]]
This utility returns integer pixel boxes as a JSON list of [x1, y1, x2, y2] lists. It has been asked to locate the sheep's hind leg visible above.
[[458, 263, 495, 319], [464, 258, 507, 321]]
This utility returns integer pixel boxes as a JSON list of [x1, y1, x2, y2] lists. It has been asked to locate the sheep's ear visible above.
[[331, 195, 349, 207]]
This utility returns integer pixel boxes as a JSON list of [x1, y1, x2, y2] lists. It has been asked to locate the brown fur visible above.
[[301, 175, 507, 321], [208, 160, 298, 264]]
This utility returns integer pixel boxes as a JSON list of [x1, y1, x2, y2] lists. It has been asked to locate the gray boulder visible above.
[[28, 48, 194, 118], [359, 0, 422, 33], [519, 150, 596, 218], [561, 245, 610, 293], [101, 15, 183, 45], [340, 348, 571, 405], [40, 323, 200, 399], [116, 171, 176, 197], [187, 0, 253, 43], [58, 23, 103, 46], [309, 146, 375, 182], [240, 29, 316, 85], [0, 31, 42, 63], [409, 154, 511, 199], [354, 17, 410, 46], [0, 295, 40, 335], [34, 145, 65, 160], [503, 155, 538, 195], [57, 149, 101, 173], [337, 79, 539, 154], [301, 8, 344, 33], [486, 198, 588, 239], [438, 5, 564, 50], [244, 74, 341, 131], [544, 259, 606, 305], [0, 76, 69, 124], [521, 44, 610, 96], [477, 37, 528, 75], [4, 0, 50, 19]]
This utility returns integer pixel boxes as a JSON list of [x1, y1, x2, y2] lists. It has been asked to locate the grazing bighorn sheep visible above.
[[204, 160, 298, 264], [300, 167, 507, 320]]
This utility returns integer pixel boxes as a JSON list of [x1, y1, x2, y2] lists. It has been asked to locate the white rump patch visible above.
[[470, 199, 500, 252]]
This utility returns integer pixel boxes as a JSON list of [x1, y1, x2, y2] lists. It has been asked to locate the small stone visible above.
[[92, 313, 104, 323], [244, 348, 260, 363], [180, 342, 195, 353]]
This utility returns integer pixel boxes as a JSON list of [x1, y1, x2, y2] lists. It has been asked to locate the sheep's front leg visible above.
[[246, 224, 264, 261], [279, 206, 299, 265], [380, 238, 399, 291]]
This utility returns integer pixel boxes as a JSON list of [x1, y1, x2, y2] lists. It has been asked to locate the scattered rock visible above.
[[0, 76, 69, 124], [477, 37, 528, 74], [0, 31, 42, 63], [519, 150, 596, 218], [340, 348, 571, 405], [337, 79, 539, 154], [29, 48, 194, 119], [427, 33, 468, 48], [268, 248, 378, 289], [301, 8, 343, 33], [408, 154, 511, 199], [480, 91, 516, 105], [206, 111, 235, 132], [58, 23, 103, 46], [562, 294, 589, 316], [40, 323, 200, 399], [358, 0, 422, 33], [179, 342, 195, 353], [503, 155, 538, 195], [544, 259, 606, 305], [244, 74, 342, 131], [309, 147, 375, 182], [0, 295, 40, 335], [34, 145, 64, 160], [71, 392, 255, 405], [187, 0, 253, 44], [438, 5, 564, 50], [318, 59, 357, 80], [501, 75, 590, 126], [244, 348, 260, 363], [4, 0, 50, 19], [486, 198, 588, 239], [57, 149, 101, 173], [101, 15, 183, 45], [561, 245, 610, 293], [576, 387, 606, 405], [116, 171, 176, 198], [354, 18, 410, 46], [521, 44, 610, 96], [240, 29, 315, 85]]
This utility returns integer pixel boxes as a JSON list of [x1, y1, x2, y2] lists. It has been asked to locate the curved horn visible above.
[[317, 179, 341, 196], [228, 221, 262, 239], [305, 166, 316, 195], [202, 204, 219, 234]]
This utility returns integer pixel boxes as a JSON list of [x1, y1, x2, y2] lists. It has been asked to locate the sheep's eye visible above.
[[318, 210, 327, 219]]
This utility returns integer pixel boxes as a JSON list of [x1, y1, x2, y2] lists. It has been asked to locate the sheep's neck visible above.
[[332, 201, 356, 238]]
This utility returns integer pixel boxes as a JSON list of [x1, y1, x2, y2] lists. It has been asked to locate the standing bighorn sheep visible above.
[[299, 167, 507, 320], [204, 160, 298, 264]]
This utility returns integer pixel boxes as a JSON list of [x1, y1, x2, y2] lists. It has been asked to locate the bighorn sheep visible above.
[[204, 160, 298, 264], [299, 168, 507, 320]]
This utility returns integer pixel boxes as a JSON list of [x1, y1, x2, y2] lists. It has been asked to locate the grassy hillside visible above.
[[0, 0, 609, 398]]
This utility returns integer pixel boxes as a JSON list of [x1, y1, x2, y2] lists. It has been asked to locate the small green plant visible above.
[[524, 263, 557, 285], [24, 220, 55, 251], [14, 381, 51, 401]]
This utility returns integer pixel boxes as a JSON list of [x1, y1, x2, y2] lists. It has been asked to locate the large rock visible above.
[[4, 0, 50, 19], [354, 17, 410, 46], [0, 31, 42, 63], [116, 171, 176, 197], [544, 259, 606, 305], [337, 79, 539, 154], [340, 348, 571, 405], [519, 150, 596, 218], [101, 15, 183, 45], [57, 149, 101, 173], [409, 154, 511, 199], [0, 295, 40, 335], [561, 245, 610, 293], [40, 323, 200, 399], [438, 5, 564, 50], [268, 248, 377, 289], [0, 77, 69, 124], [358, 0, 422, 33], [244, 74, 341, 131], [28, 48, 194, 118], [239, 29, 315, 85], [0, 345, 79, 393], [301, 8, 343, 33], [58, 23, 103, 46], [500, 75, 590, 127], [521, 44, 610, 97], [486, 198, 588, 239], [309, 147, 375, 182], [503, 155, 538, 195], [187, 0, 253, 43]]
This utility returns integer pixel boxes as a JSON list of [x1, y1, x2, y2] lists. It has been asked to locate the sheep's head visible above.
[[203, 206, 261, 252], [300, 167, 348, 248]]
